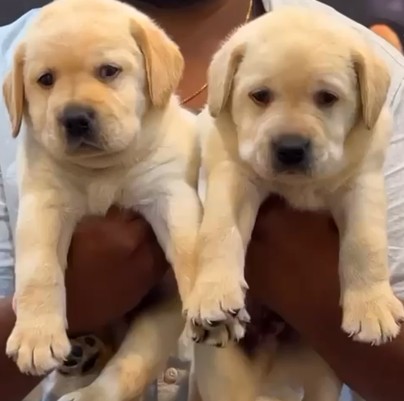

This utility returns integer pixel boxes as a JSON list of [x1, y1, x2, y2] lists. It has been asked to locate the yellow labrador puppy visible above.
[[185, 6, 404, 352], [4, 0, 200, 389]]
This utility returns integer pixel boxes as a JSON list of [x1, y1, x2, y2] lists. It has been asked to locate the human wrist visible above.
[[0, 296, 15, 339]]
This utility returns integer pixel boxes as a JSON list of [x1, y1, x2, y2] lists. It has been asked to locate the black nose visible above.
[[272, 134, 311, 169], [61, 105, 95, 138]]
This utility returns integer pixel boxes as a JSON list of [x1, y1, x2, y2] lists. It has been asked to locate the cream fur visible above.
[[3, 1, 200, 399], [187, 6, 404, 401]]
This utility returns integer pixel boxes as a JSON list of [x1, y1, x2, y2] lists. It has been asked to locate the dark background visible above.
[[321, 0, 404, 43], [1, 0, 404, 42]]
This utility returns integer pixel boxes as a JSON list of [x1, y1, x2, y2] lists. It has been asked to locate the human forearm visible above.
[[292, 294, 404, 401], [65, 210, 169, 334], [246, 197, 404, 401]]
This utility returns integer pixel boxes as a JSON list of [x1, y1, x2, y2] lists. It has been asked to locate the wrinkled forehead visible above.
[[236, 32, 356, 94], [24, 11, 139, 74]]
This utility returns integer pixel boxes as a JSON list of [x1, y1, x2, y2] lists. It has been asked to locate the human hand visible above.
[[65, 206, 169, 334], [245, 196, 340, 326]]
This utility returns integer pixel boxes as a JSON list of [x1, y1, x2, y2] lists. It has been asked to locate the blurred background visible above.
[[1, 1, 403, 51], [1, 0, 404, 45], [322, 0, 404, 50]]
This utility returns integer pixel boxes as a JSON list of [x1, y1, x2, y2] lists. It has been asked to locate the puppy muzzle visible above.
[[59, 103, 100, 151], [271, 134, 312, 174]]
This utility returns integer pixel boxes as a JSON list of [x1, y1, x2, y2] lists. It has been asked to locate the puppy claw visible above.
[[188, 309, 249, 347], [185, 272, 248, 346], [342, 284, 404, 345], [238, 308, 251, 323], [6, 315, 70, 375]]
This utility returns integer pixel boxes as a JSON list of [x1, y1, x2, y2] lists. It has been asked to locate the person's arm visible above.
[[65, 208, 169, 334], [0, 208, 169, 401], [246, 197, 404, 401]]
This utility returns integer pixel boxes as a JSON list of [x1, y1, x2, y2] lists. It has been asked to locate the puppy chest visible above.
[[273, 186, 328, 211], [86, 181, 122, 215]]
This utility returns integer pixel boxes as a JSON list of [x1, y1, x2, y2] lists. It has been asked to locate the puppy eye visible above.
[[249, 88, 273, 107], [98, 64, 121, 81], [37, 72, 55, 88], [314, 90, 339, 108]]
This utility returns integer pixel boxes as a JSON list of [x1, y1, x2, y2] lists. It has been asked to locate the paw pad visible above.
[[58, 335, 103, 376]]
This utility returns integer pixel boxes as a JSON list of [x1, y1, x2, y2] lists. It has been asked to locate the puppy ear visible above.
[[353, 44, 391, 130], [3, 43, 25, 137], [207, 39, 245, 118], [131, 17, 184, 108]]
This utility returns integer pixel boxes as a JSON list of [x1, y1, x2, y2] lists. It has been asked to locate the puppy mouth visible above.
[[66, 137, 104, 154], [272, 166, 313, 182]]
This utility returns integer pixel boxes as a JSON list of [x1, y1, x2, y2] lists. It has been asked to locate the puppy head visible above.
[[208, 8, 390, 181], [3, 0, 183, 160]]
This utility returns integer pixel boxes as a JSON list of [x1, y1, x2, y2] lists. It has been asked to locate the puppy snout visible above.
[[61, 104, 96, 139], [272, 134, 311, 171]]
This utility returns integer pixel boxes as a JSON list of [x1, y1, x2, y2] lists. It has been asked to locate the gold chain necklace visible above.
[[180, 0, 254, 105]]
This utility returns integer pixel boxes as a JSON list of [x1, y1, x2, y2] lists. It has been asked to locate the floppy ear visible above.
[[207, 39, 245, 118], [130, 16, 184, 108], [353, 44, 391, 130], [3, 43, 25, 137]]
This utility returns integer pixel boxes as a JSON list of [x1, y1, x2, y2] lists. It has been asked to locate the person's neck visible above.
[[126, 0, 256, 111], [128, 0, 222, 11]]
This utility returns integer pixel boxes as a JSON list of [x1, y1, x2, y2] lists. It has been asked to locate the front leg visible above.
[[7, 190, 78, 375], [331, 172, 404, 345], [137, 180, 202, 304], [185, 162, 265, 346]]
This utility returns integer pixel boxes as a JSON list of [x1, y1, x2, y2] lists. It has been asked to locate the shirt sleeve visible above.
[[386, 79, 404, 300], [0, 170, 14, 297], [0, 9, 40, 297]]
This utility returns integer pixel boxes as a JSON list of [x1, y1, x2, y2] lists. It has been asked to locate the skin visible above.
[[246, 197, 404, 401], [1, 208, 168, 401], [1, 1, 403, 401]]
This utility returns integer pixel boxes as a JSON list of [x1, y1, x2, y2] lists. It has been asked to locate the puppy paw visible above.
[[6, 315, 70, 375], [187, 307, 250, 347], [342, 284, 404, 345], [58, 335, 104, 376], [184, 272, 249, 346]]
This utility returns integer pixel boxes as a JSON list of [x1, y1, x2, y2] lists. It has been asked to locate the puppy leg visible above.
[[58, 296, 184, 401], [188, 385, 203, 401], [185, 163, 265, 346], [137, 180, 202, 303], [7, 191, 77, 375], [301, 351, 342, 401], [331, 171, 404, 345], [194, 342, 259, 401], [187, 363, 203, 401], [263, 345, 340, 401]]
